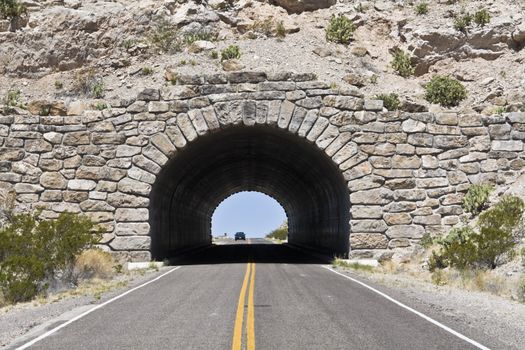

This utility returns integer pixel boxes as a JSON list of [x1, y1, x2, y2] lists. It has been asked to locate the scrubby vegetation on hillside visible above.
[[266, 221, 287, 240], [0, 212, 104, 304]]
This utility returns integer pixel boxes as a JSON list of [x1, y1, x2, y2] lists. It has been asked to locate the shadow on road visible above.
[[167, 241, 331, 266]]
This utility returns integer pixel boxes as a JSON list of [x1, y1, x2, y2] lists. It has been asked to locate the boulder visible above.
[[270, 0, 336, 14]]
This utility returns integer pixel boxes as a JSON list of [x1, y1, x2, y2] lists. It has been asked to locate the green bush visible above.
[[437, 226, 478, 270], [391, 49, 414, 77], [415, 3, 428, 15], [183, 29, 217, 45], [0, 0, 26, 20], [266, 223, 287, 240], [375, 93, 400, 111], [0, 212, 100, 303], [474, 9, 491, 27], [221, 45, 241, 61], [453, 14, 472, 33], [4, 89, 21, 107], [92, 81, 105, 99], [462, 184, 494, 215], [476, 196, 525, 268], [430, 195, 525, 271], [325, 15, 356, 45], [424, 75, 467, 107]]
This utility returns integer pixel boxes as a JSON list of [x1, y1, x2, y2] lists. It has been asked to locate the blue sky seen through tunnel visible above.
[[211, 192, 287, 238]]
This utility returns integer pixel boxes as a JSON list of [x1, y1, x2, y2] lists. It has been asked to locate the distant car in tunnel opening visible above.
[[234, 232, 246, 241]]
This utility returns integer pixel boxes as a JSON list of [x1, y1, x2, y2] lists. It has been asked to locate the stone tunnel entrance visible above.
[[149, 126, 350, 260]]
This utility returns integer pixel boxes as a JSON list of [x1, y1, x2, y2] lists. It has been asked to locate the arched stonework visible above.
[[1, 71, 525, 261]]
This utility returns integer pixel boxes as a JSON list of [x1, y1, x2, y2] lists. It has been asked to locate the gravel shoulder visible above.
[[0, 268, 168, 349], [339, 268, 525, 350]]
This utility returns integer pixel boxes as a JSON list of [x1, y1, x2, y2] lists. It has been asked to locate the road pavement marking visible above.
[[232, 263, 252, 350], [246, 263, 256, 350], [15, 266, 182, 350], [322, 266, 491, 350]]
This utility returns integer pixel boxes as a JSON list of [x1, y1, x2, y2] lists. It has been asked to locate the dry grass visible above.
[[332, 258, 375, 272], [371, 246, 525, 302], [73, 248, 116, 281]]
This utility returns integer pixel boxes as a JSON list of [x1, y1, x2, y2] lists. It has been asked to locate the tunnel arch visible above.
[[149, 125, 351, 260]]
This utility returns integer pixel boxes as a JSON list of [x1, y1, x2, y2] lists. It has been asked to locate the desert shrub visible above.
[[73, 249, 115, 280], [325, 15, 355, 45], [92, 81, 105, 99], [94, 102, 107, 111], [430, 195, 525, 270], [438, 226, 478, 270], [453, 14, 472, 33], [424, 75, 467, 107], [210, 50, 219, 59], [121, 39, 137, 50], [250, 17, 275, 36], [4, 89, 21, 107], [148, 16, 181, 54], [375, 93, 400, 111], [0, 212, 100, 303], [391, 49, 414, 77], [476, 196, 525, 268], [462, 184, 494, 215], [431, 270, 448, 286], [420, 232, 434, 248], [474, 9, 491, 27], [183, 29, 217, 45], [73, 68, 105, 98], [0, 0, 26, 20], [141, 66, 154, 75], [276, 21, 286, 38], [266, 223, 287, 240], [221, 45, 241, 61], [415, 3, 428, 15]]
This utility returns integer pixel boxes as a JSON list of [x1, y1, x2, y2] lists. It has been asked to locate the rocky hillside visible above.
[[1, 0, 524, 116]]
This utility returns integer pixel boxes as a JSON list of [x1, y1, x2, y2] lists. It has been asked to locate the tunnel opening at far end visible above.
[[149, 126, 350, 260], [211, 191, 288, 239]]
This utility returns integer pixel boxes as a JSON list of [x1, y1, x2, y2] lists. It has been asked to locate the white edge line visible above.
[[15, 266, 182, 350], [322, 266, 491, 350]]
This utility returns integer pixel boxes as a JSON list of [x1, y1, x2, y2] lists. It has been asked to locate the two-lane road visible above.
[[11, 239, 502, 349]]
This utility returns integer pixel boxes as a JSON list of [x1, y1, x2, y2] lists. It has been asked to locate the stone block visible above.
[[67, 179, 96, 191], [350, 188, 394, 205], [386, 225, 424, 239], [351, 219, 388, 233], [110, 236, 151, 251], [115, 208, 149, 222], [350, 233, 388, 249]]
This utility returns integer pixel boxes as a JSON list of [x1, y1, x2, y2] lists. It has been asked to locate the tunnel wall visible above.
[[1, 71, 525, 261]]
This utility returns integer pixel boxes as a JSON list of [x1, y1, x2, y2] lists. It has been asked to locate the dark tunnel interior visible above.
[[149, 126, 350, 260]]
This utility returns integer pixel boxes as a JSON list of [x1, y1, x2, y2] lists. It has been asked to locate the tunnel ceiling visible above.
[[150, 126, 350, 259]]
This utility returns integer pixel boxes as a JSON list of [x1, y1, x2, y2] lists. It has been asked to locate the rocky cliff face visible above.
[[0, 0, 524, 116]]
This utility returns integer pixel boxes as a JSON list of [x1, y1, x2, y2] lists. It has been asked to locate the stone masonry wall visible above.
[[1, 71, 525, 261]]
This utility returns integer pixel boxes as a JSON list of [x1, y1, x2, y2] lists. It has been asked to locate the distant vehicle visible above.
[[234, 232, 246, 241]]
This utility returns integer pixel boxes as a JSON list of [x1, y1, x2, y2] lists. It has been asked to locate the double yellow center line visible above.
[[232, 262, 256, 350]]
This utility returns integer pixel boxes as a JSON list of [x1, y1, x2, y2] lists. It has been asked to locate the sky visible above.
[[211, 192, 287, 238]]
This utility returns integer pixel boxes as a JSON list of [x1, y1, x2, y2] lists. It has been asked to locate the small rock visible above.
[[343, 73, 366, 87], [351, 46, 369, 57], [188, 40, 216, 53], [221, 59, 245, 72], [313, 47, 333, 58]]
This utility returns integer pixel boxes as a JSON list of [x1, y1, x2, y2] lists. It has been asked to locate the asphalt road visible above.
[[13, 239, 499, 350]]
